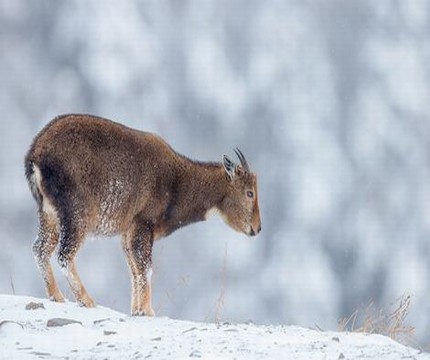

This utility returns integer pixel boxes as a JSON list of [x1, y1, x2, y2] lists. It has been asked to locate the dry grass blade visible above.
[[338, 295, 415, 346], [386, 295, 415, 342], [10, 275, 15, 295], [337, 309, 358, 332], [155, 274, 190, 314], [206, 244, 228, 323]]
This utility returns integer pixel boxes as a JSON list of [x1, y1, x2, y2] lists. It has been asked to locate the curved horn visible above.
[[234, 148, 250, 172]]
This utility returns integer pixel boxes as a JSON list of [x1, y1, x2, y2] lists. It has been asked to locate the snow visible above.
[[0, 295, 428, 360]]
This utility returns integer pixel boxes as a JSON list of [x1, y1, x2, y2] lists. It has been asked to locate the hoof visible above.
[[49, 293, 66, 303], [132, 308, 155, 317], [78, 295, 96, 308], [144, 307, 155, 317]]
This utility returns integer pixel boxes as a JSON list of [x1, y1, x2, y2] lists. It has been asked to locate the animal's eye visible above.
[[247, 191, 254, 198]]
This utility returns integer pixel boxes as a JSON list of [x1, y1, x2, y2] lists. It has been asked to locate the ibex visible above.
[[25, 114, 261, 316]]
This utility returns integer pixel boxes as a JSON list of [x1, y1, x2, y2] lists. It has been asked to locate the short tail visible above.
[[24, 154, 43, 205]]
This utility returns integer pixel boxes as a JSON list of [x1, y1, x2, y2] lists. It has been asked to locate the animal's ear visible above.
[[223, 155, 236, 181]]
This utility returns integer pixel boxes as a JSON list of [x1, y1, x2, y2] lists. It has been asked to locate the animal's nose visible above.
[[249, 224, 261, 236]]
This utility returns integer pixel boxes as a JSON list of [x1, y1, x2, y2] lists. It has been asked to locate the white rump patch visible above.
[[34, 165, 59, 219], [42, 196, 58, 218], [30, 164, 41, 199]]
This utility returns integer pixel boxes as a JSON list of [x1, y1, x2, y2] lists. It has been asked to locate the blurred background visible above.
[[1, 0, 430, 347]]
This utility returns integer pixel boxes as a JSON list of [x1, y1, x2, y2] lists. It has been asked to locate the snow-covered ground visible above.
[[0, 295, 428, 360]]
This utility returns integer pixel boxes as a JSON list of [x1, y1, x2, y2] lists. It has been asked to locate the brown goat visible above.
[[25, 114, 261, 316]]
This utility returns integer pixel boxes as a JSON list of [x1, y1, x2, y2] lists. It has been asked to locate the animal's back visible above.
[[28, 114, 157, 170]]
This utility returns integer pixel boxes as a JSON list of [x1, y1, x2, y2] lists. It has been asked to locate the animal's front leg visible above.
[[136, 266, 154, 316], [128, 219, 155, 316], [121, 236, 141, 314]]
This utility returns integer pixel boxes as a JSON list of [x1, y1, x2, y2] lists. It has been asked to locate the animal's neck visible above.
[[183, 160, 227, 218], [163, 160, 227, 231]]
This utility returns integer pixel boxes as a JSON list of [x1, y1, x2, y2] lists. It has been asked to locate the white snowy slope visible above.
[[0, 295, 428, 360]]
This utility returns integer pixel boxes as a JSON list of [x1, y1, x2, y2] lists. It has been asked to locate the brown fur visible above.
[[25, 114, 261, 315]]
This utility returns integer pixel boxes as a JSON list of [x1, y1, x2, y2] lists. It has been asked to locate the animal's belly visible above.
[[94, 217, 121, 236]]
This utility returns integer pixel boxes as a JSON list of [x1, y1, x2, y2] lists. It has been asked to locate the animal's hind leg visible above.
[[33, 210, 65, 302], [57, 218, 95, 308]]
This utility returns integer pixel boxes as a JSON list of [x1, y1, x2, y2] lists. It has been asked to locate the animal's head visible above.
[[220, 148, 261, 237]]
